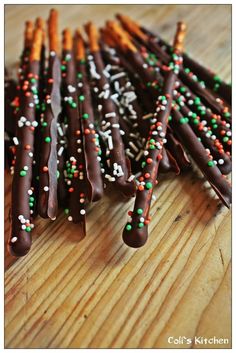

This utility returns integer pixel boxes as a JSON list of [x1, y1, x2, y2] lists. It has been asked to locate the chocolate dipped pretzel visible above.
[[74, 29, 104, 202], [38, 9, 61, 219], [122, 22, 186, 248], [61, 29, 86, 233], [117, 14, 230, 116], [84, 22, 136, 197], [8, 27, 43, 257]]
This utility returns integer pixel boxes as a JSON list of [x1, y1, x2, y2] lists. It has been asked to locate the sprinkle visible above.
[[83, 113, 89, 119], [218, 159, 224, 165], [137, 208, 143, 215], [138, 222, 144, 228], [80, 209, 86, 215], [105, 112, 116, 118], [207, 160, 214, 167], [126, 224, 132, 231], [13, 137, 19, 145], [79, 95, 85, 102], [68, 216, 73, 221], [146, 182, 153, 189], [20, 170, 27, 176], [45, 137, 51, 143], [11, 237, 18, 243], [44, 186, 49, 191]]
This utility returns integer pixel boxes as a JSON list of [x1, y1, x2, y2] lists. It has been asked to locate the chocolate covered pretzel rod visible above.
[[74, 29, 104, 202], [38, 9, 61, 219], [85, 22, 136, 197], [171, 106, 231, 207], [117, 14, 231, 122], [122, 22, 186, 248], [61, 29, 86, 232], [9, 27, 43, 257], [117, 14, 231, 106]]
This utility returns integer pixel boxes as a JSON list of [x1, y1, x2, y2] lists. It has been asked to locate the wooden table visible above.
[[5, 4, 231, 349]]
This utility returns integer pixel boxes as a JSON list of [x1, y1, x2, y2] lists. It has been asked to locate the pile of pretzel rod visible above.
[[5, 9, 231, 256]]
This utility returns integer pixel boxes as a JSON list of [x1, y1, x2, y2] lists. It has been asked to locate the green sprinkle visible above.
[[20, 170, 27, 177], [61, 65, 66, 71], [212, 124, 218, 129], [137, 208, 143, 215], [192, 113, 197, 118], [213, 75, 221, 83], [224, 112, 231, 118], [64, 208, 69, 215], [149, 139, 155, 144], [29, 197, 34, 202], [57, 170, 60, 179], [211, 118, 217, 124], [185, 68, 190, 74], [146, 182, 152, 190], [45, 137, 51, 143], [42, 122, 48, 127], [141, 161, 146, 168], [179, 117, 186, 124], [168, 116, 172, 121], [223, 136, 229, 142], [26, 226, 31, 232], [193, 119, 199, 125], [126, 224, 132, 231], [83, 113, 89, 119], [79, 95, 85, 102], [207, 160, 214, 167], [30, 78, 36, 83], [138, 222, 144, 228], [180, 86, 186, 93], [149, 145, 155, 150], [29, 202, 34, 208], [77, 73, 83, 78], [194, 97, 201, 105]]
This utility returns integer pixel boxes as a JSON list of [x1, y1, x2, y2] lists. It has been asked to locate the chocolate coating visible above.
[[76, 58, 104, 202], [9, 61, 40, 257]]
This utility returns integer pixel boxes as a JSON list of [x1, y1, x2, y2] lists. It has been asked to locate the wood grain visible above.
[[4, 4, 231, 349]]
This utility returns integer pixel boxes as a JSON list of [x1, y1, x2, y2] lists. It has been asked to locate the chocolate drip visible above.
[[38, 53, 61, 219]]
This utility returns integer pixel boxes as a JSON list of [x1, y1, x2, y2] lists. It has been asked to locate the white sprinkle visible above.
[[218, 159, 224, 165], [80, 209, 86, 215], [105, 112, 116, 118], [68, 85, 76, 93], [29, 152, 33, 157], [13, 137, 19, 145], [142, 113, 153, 120], [29, 102, 34, 108], [28, 190, 33, 195], [110, 72, 126, 81], [128, 175, 135, 182], [32, 121, 38, 127], [112, 123, 120, 128], [108, 135, 113, 150], [44, 186, 49, 192], [58, 146, 64, 156], [11, 237, 18, 243], [129, 141, 139, 153], [68, 216, 73, 221], [23, 166, 28, 171], [50, 51, 56, 56]]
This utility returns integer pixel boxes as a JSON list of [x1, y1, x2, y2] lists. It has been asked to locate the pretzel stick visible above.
[[9, 28, 43, 256], [61, 29, 86, 234], [74, 29, 104, 202], [122, 22, 186, 248], [117, 14, 231, 105], [85, 22, 136, 197], [38, 10, 61, 219]]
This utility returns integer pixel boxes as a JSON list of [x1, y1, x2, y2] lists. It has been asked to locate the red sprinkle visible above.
[[147, 158, 153, 164], [69, 188, 74, 193]]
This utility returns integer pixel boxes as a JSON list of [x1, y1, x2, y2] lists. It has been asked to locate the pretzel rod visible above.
[[24, 20, 34, 49], [117, 15, 231, 123], [122, 23, 185, 247], [74, 30, 104, 202], [38, 15, 61, 219], [48, 9, 59, 53], [61, 29, 86, 232], [128, 38, 232, 155], [174, 91, 232, 175], [117, 14, 231, 105], [85, 22, 136, 197], [8, 28, 43, 256], [171, 107, 231, 207]]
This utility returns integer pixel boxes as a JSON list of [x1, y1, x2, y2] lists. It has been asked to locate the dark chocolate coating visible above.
[[171, 108, 231, 207], [38, 54, 61, 219], [9, 61, 40, 257], [166, 127, 191, 171], [140, 26, 231, 105], [123, 70, 176, 248], [90, 50, 136, 197], [178, 98, 231, 175], [62, 49, 86, 226], [76, 59, 104, 202]]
